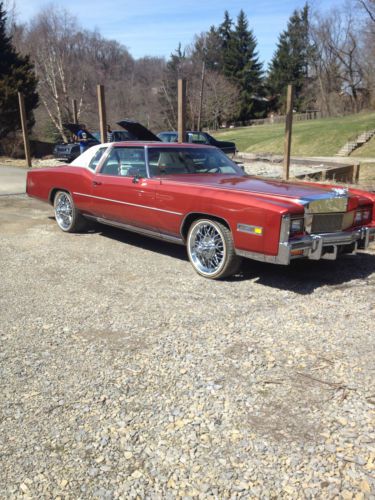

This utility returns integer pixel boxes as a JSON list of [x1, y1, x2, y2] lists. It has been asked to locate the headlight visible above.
[[290, 218, 304, 235]]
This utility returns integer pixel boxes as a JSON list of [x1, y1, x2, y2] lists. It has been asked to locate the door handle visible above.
[[92, 180, 102, 186]]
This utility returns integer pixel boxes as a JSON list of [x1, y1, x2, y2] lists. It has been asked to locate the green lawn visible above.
[[358, 163, 375, 190], [213, 112, 375, 156], [351, 136, 375, 157]]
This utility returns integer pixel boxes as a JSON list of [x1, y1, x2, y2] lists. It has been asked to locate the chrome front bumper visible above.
[[236, 226, 375, 265]]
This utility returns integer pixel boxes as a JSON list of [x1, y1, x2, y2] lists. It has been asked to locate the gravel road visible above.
[[1, 195, 375, 499]]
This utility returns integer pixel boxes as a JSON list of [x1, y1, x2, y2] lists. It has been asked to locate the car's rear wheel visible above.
[[54, 191, 87, 232], [187, 219, 242, 279]]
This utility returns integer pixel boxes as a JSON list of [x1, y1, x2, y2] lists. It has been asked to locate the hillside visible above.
[[351, 136, 375, 157], [213, 112, 375, 156]]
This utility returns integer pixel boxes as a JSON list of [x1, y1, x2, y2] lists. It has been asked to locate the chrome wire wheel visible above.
[[53, 190, 88, 233], [188, 220, 227, 277], [54, 192, 73, 231]]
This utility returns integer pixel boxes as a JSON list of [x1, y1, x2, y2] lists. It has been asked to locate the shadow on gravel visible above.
[[94, 223, 188, 261], [238, 253, 375, 294], [88, 222, 375, 294]]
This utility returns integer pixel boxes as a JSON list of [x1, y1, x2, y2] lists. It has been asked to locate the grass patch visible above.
[[359, 163, 375, 182], [213, 112, 375, 156], [351, 136, 375, 158]]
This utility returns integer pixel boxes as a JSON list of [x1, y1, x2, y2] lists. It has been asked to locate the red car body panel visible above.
[[26, 142, 375, 262]]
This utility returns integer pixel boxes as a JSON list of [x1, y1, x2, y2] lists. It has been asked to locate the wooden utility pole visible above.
[[283, 84, 294, 180], [72, 99, 78, 124], [197, 59, 206, 131], [97, 84, 107, 143], [18, 92, 31, 168], [178, 78, 186, 143]]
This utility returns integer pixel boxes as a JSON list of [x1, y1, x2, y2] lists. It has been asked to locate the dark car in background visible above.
[[157, 131, 237, 156], [53, 125, 99, 163], [53, 121, 161, 163]]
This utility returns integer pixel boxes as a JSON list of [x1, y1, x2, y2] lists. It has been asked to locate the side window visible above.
[[88, 147, 107, 171], [198, 133, 209, 144], [188, 133, 208, 144], [147, 149, 195, 175], [100, 147, 146, 177]]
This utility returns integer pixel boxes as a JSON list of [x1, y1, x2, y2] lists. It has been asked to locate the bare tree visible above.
[[358, 0, 375, 23], [23, 8, 91, 140], [15, 5, 171, 139], [127, 57, 165, 130], [357, 0, 375, 106], [203, 71, 240, 129], [310, 16, 343, 115], [18, 6, 140, 140], [157, 37, 240, 131], [310, 5, 367, 115]]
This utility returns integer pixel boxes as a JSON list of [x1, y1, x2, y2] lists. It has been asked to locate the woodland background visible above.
[[0, 0, 374, 147]]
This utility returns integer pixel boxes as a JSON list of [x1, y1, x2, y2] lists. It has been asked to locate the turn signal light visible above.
[[291, 249, 304, 256]]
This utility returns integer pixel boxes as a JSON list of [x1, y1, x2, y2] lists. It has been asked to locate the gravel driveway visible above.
[[1, 195, 375, 499]]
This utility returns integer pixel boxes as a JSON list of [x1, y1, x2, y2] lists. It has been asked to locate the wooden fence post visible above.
[[178, 79, 186, 143], [353, 162, 360, 183], [97, 84, 107, 143], [197, 60, 205, 131], [72, 99, 78, 124], [18, 92, 31, 168], [283, 84, 294, 181]]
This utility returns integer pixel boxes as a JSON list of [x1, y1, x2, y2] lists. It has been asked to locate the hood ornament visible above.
[[331, 187, 348, 197]]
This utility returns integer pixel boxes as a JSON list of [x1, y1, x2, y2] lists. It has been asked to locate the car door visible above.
[[146, 147, 194, 237], [90, 146, 158, 230], [71, 146, 108, 215]]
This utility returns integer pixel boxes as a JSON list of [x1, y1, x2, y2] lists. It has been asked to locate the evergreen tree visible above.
[[221, 10, 264, 120], [0, 2, 38, 139], [267, 4, 312, 112], [193, 27, 222, 71], [218, 11, 233, 59]]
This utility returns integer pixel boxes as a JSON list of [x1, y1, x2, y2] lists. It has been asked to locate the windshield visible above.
[[158, 132, 178, 142], [147, 147, 243, 176], [111, 130, 131, 141]]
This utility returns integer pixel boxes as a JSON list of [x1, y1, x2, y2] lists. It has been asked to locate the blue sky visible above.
[[14, 0, 344, 64]]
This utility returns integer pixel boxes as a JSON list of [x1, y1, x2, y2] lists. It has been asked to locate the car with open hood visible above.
[[53, 120, 161, 163], [27, 141, 375, 279], [53, 124, 99, 162], [157, 131, 236, 156]]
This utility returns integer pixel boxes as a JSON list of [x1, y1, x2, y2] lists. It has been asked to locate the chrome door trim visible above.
[[73, 191, 183, 216]]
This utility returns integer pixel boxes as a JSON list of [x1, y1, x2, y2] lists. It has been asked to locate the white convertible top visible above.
[[70, 143, 111, 168]]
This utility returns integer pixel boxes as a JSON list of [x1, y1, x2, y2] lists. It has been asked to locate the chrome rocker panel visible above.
[[84, 214, 185, 245]]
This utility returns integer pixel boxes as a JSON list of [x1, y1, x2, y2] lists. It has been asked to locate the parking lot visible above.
[[1, 194, 375, 498]]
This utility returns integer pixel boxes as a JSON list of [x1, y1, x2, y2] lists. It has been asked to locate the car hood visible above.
[[160, 174, 368, 209], [62, 123, 99, 142], [117, 120, 161, 142]]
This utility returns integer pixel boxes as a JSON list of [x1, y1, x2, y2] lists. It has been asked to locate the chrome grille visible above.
[[310, 213, 344, 233]]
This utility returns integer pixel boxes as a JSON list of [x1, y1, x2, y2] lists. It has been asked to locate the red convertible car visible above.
[[27, 142, 375, 279]]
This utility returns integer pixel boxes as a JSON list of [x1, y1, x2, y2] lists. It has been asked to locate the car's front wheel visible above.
[[187, 219, 242, 279], [54, 191, 87, 232]]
